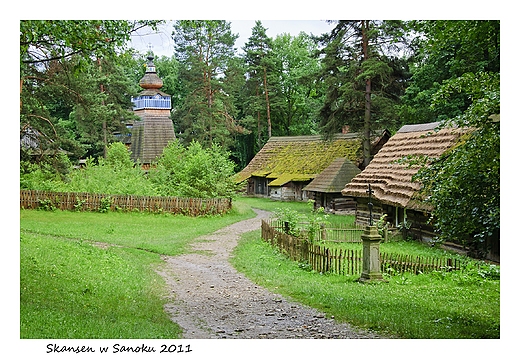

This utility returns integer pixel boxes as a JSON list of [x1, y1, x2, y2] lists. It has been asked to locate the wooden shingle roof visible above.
[[342, 122, 467, 210], [303, 158, 361, 193], [130, 116, 176, 164]]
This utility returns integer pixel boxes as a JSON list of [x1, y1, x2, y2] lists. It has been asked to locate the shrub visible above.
[[149, 140, 239, 198]]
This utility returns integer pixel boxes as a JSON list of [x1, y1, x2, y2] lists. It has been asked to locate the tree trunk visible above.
[[263, 66, 272, 138], [256, 85, 261, 149], [362, 21, 372, 168], [97, 58, 108, 159]]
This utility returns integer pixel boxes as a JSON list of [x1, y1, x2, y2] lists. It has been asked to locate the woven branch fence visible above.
[[261, 220, 460, 276], [20, 190, 232, 216]]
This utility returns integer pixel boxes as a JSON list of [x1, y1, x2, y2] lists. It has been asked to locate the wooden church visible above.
[[129, 52, 175, 169]]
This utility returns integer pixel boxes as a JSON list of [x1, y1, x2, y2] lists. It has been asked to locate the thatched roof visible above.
[[236, 133, 365, 184], [303, 158, 361, 193], [342, 122, 466, 210]]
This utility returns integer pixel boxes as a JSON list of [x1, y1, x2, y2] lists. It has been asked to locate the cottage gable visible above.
[[237, 131, 389, 201], [304, 158, 361, 194]]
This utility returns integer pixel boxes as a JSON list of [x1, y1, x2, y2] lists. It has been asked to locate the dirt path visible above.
[[156, 208, 382, 339]]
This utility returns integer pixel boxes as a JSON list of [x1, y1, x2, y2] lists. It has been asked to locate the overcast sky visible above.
[[130, 20, 335, 57]]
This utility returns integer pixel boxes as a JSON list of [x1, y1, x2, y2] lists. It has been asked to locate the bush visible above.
[[61, 143, 158, 196], [21, 140, 240, 200], [149, 140, 239, 198]]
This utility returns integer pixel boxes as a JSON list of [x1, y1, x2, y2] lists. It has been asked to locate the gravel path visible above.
[[156, 208, 382, 339]]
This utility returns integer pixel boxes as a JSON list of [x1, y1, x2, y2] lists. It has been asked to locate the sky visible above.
[[130, 20, 335, 57]]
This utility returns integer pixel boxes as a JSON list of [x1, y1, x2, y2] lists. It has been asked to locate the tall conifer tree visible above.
[[317, 20, 407, 167], [172, 20, 240, 149], [242, 21, 273, 148]]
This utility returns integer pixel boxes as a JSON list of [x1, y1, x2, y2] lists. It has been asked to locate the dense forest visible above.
[[20, 20, 499, 245], [20, 20, 499, 167]]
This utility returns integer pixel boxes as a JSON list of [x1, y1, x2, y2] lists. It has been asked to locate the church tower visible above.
[[130, 52, 175, 168]]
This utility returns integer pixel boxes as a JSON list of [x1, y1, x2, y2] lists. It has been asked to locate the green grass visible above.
[[237, 196, 310, 213], [19, 201, 256, 338], [20, 231, 180, 338], [20, 197, 500, 339], [230, 230, 500, 339], [237, 196, 357, 227], [20, 200, 255, 256]]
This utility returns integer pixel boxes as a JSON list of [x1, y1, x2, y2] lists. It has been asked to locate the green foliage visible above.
[[20, 20, 160, 164], [63, 143, 157, 196], [273, 207, 304, 236], [268, 33, 323, 136], [272, 200, 329, 242], [413, 72, 499, 254], [22, 142, 157, 196], [20, 153, 72, 191], [21, 140, 241, 201], [399, 20, 499, 125], [98, 196, 112, 213], [376, 213, 389, 237], [172, 20, 240, 149], [317, 20, 409, 138], [104, 142, 134, 169], [305, 202, 330, 242], [150, 140, 239, 198]]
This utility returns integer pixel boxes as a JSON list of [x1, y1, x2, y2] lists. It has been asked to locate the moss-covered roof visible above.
[[236, 133, 379, 184], [268, 174, 314, 187]]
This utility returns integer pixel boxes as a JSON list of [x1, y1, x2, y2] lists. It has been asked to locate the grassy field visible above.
[[230, 230, 500, 339], [19, 196, 500, 339], [19, 201, 256, 338], [231, 197, 500, 339], [20, 231, 180, 338]]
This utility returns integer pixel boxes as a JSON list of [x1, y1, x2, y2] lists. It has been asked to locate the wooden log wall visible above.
[[20, 190, 232, 216], [355, 198, 385, 226]]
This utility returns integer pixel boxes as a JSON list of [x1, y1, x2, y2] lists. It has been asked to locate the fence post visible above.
[[320, 224, 327, 241], [284, 221, 290, 234]]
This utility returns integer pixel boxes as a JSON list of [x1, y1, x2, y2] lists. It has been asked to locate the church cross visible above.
[[366, 183, 374, 226]]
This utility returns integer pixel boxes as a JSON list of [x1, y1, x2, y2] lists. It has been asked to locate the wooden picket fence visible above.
[[20, 190, 232, 216], [267, 219, 365, 243], [261, 220, 460, 276]]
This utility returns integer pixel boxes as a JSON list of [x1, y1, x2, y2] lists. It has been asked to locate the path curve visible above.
[[156, 208, 382, 339]]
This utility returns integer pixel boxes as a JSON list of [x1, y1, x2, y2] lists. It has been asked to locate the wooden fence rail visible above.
[[20, 190, 232, 216], [261, 220, 460, 276]]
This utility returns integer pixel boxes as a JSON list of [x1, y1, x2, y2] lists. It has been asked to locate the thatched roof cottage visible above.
[[342, 122, 466, 240], [236, 131, 390, 201]]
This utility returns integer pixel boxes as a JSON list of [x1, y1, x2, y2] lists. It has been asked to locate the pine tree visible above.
[[242, 20, 274, 148], [172, 20, 240, 149], [317, 20, 407, 167]]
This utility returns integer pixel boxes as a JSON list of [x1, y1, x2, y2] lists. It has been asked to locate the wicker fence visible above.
[[20, 190, 233, 216], [261, 220, 460, 276]]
